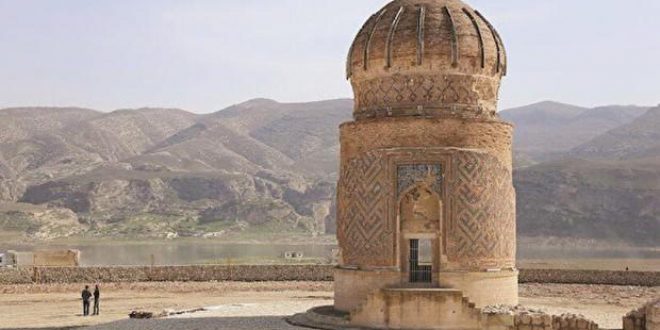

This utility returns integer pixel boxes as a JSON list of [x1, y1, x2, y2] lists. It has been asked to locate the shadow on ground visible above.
[[78, 316, 307, 330]]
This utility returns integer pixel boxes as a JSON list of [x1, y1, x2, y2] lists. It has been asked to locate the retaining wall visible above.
[[0, 266, 658, 286], [518, 269, 659, 287], [0, 265, 335, 284]]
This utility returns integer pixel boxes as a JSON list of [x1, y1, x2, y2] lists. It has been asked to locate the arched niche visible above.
[[399, 184, 442, 233], [398, 182, 444, 285]]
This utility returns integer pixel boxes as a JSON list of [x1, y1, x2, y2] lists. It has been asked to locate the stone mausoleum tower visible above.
[[335, 0, 517, 327]]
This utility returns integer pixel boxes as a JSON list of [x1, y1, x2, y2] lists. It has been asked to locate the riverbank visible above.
[[1, 237, 657, 267]]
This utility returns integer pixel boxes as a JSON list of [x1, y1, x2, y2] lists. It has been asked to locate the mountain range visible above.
[[0, 99, 658, 245]]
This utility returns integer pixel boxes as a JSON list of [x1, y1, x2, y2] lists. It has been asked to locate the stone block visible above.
[[541, 315, 552, 326], [647, 302, 660, 323], [577, 319, 589, 329], [532, 316, 545, 326], [520, 314, 532, 325]]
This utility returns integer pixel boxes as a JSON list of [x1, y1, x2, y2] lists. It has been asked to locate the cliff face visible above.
[[570, 106, 660, 160], [0, 100, 658, 245], [0, 100, 351, 239], [515, 158, 660, 246], [514, 106, 660, 246]]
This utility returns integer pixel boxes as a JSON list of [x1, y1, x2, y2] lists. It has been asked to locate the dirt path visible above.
[[0, 282, 656, 329]]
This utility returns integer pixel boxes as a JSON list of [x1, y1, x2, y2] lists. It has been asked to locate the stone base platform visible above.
[[350, 288, 486, 330], [287, 288, 501, 330], [287, 305, 359, 330]]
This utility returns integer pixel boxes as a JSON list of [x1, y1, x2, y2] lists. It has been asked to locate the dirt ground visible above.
[[0, 282, 657, 330]]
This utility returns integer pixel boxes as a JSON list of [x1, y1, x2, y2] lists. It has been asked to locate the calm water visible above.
[[0, 242, 336, 266], [0, 241, 657, 266]]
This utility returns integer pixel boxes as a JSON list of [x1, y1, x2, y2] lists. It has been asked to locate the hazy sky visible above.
[[1, 0, 659, 113]]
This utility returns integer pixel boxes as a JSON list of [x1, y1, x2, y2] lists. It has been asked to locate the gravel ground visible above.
[[85, 317, 305, 330]]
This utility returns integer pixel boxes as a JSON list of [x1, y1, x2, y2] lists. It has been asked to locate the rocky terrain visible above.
[[0, 100, 352, 240], [515, 105, 660, 246], [0, 100, 658, 245]]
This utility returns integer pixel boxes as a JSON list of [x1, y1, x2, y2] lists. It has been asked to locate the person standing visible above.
[[81, 285, 92, 316], [93, 285, 100, 315]]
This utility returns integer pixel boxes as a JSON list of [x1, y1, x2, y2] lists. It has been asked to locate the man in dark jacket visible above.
[[93, 285, 100, 315], [81, 285, 92, 316]]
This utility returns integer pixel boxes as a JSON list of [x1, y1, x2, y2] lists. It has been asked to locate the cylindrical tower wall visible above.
[[336, 0, 516, 314], [335, 117, 517, 310]]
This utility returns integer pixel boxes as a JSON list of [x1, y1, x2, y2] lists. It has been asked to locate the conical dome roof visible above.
[[347, 0, 507, 120]]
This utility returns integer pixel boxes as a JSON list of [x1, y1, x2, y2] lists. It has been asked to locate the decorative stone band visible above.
[[351, 73, 500, 121]]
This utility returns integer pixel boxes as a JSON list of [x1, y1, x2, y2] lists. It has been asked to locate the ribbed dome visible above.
[[347, 0, 507, 120]]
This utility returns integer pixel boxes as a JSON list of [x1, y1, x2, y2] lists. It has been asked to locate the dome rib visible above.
[[364, 9, 389, 71], [444, 6, 459, 67], [462, 8, 485, 69], [346, 0, 507, 120], [475, 10, 507, 75], [386, 6, 405, 69], [416, 6, 426, 66], [346, 15, 370, 79]]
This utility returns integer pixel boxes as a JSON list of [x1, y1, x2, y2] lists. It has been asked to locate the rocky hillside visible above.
[[0, 100, 658, 246], [0, 100, 351, 240], [515, 158, 660, 245], [569, 106, 660, 160], [500, 102, 648, 164], [514, 106, 660, 246]]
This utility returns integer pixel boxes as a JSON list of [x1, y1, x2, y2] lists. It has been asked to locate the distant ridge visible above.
[[0, 99, 657, 246], [500, 102, 649, 162]]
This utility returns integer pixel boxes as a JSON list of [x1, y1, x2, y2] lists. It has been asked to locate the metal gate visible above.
[[409, 239, 432, 283]]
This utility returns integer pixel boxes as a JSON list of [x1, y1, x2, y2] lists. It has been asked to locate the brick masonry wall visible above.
[[647, 301, 660, 330], [514, 313, 599, 330], [623, 299, 660, 330], [0, 265, 335, 284], [0, 266, 658, 286]]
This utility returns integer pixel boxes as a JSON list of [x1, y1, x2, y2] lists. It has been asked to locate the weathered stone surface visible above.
[[624, 298, 660, 330], [347, 0, 507, 119], [337, 0, 518, 322]]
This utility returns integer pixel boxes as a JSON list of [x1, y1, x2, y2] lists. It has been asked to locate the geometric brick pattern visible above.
[[337, 150, 394, 267], [449, 150, 516, 269], [352, 74, 499, 121], [337, 147, 515, 270], [397, 164, 443, 198]]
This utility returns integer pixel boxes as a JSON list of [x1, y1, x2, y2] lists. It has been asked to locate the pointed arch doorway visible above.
[[398, 179, 443, 287]]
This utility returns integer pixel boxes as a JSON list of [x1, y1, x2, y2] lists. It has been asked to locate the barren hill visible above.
[[0, 100, 658, 246], [515, 157, 660, 246], [500, 101, 648, 163], [570, 106, 660, 160]]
